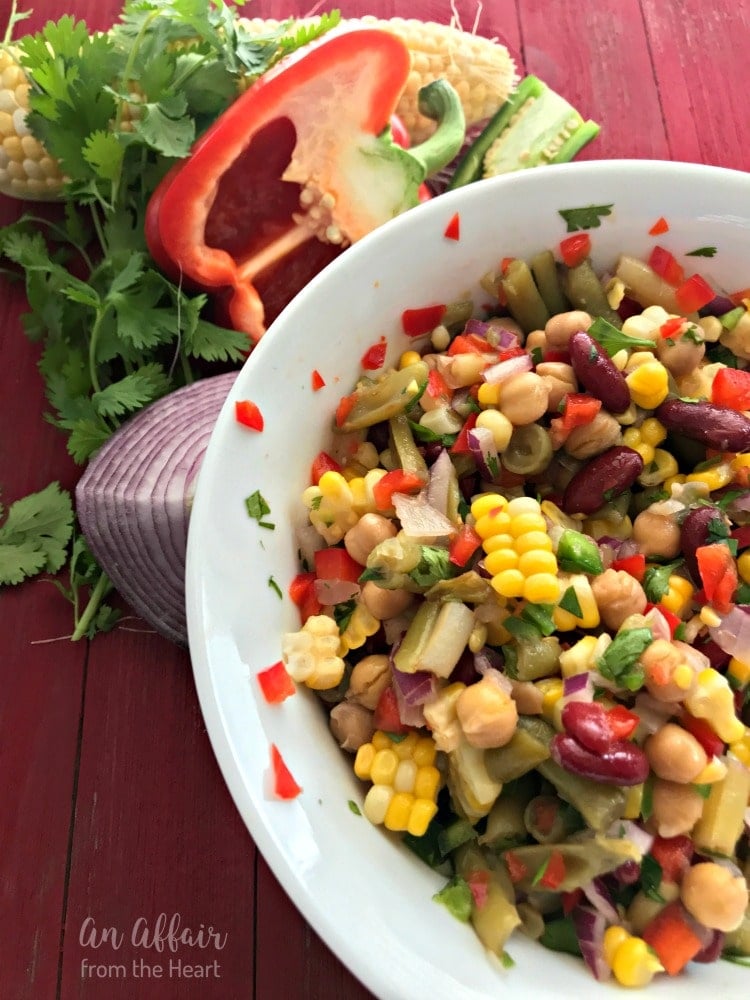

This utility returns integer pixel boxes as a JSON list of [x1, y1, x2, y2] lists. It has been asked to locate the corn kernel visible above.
[[611, 936, 663, 987], [700, 606, 722, 628], [514, 530, 553, 554], [693, 756, 728, 784], [507, 496, 541, 517], [737, 551, 750, 585], [686, 462, 733, 491], [640, 417, 667, 446], [371, 730, 393, 751], [728, 657, 750, 685], [407, 799, 438, 837], [484, 548, 519, 574], [523, 573, 559, 604], [474, 508, 512, 538], [518, 550, 558, 576], [414, 764, 441, 800], [476, 407, 513, 449], [623, 783, 643, 820], [468, 622, 488, 653], [603, 926, 630, 968], [664, 473, 686, 490], [384, 791, 415, 831], [660, 575, 695, 616], [729, 731, 750, 767], [393, 731, 420, 759], [354, 742, 376, 779], [370, 748, 399, 785], [363, 784, 393, 825], [626, 361, 669, 409], [399, 350, 421, 369], [413, 735, 438, 767], [482, 531, 516, 553], [537, 678, 563, 722], [672, 663, 694, 691], [732, 453, 750, 469], [477, 382, 502, 407], [394, 759, 418, 792], [559, 636, 599, 677], [509, 512, 547, 537], [491, 568, 526, 598]]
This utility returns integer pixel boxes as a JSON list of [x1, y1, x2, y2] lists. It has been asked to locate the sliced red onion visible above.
[[709, 605, 750, 661], [313, 578, 360, 605], [571, 906, 611, 982], [644, 605, 671, 642], [633, 691, 679, 735], [392, 491, 455, 540], [464, 318, 490, 338], [383, 614, 410, 646], [467, 426, 500, 481], [392, 665, 437, 726], [426, 448, 454, 516], [606, 819, 654, 857], [76, 371, 237, 645], [581, 878, 620, 924], [483, 352, 532, 385], [562, 671, 593, 706], [495, 326, 520, 350], [597, 535, 623, 553], [450, 386, 475, 417]]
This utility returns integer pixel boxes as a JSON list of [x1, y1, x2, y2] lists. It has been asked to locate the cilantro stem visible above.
[[2, 0, 31, 46], [71, 568, 112, 641], [88, 306, 110, 396], [22, 215, 94, 272]]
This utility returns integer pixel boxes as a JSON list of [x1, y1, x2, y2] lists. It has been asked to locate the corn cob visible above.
[[0, 16, 517, 200]]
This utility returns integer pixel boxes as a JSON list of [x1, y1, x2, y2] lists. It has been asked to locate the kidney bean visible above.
[[692, 930, 725, 964], [657, 398, 750, 452], [551, 733, 650, 785], [561, 701, 613, 754], [680, 505, 729, 583], [569, 331, 630, 413], [562, 445, 644, 515]]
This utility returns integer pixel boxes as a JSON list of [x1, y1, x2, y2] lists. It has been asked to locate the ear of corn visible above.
[[0, 15, 517, 200]]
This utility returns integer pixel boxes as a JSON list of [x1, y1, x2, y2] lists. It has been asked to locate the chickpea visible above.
[[455, 676, 518, 749], [564, 411, 622, 459], [645, 723, 707, 783], [681, 862, 749, 932], [499, 371, 549, 425], [544, 309, 593, 349], [632, 508, 681, 558], [509, 679, 544, 715], [344, 513, 397, 566], [650, 779, 704, 838], [656, 331, 706, 378], [360, 581, 414, 620], [641, 638, 697, 702], [346, 654, 391, 710], [524, 329, 548, 355], [591, 569, 647, 631], [535, 361, 578, 412], [329, 702, 375, 752]]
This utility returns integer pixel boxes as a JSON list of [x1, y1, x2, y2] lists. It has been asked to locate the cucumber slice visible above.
[[448, 75, 600, 189]]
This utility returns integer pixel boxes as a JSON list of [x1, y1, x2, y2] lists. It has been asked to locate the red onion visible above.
[[633, 691, 678, 735], [495, 326, 520, 350], [693, 929, 725, 964], [314, 578, 360, 605], [699, 294, 736, 318], [467, 426, 500, 481], [644, 606, 671, 642], [606, 819, 654, 857], [464, 318, 490, 338], [392, 665, 437, 726], [392, 491, 454, 540], [708, 605, 750, 661], [76, 371, 237, 645], [482, 352, 532, 385], [473, 645, 505, 676], [571, 906, 610, 982], [581, 878, 620, 924], [383, 614, 410, 646], [426, 448, 454, 516], [561, 671, 593, 707]]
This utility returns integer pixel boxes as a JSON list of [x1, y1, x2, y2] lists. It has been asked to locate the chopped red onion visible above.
[[467, 426, 500, 482], [383, 614, 410, 646], [483, 352, 532, 385], [426, 449, 453, 516], [464, 318, 490, 338], [392, 665, 437, 707], [473, 645, 505, 676], [571, 906, 611, 982], [611, 860, 641, 885], [693, 929, 725, 964], [644, 606, 671, 642], [596, 535, 624, 552], [699, 294, 736, 318], [392, 491, 455, 540], [562, 671, 593, 706], [606, 819, 654, 857], [495, 326, 520, 350], [709, 605, 750, 661], [313, 578, 360, 605], [581, 878, 620, 924], [450, 386, 475, 417], [633, 691, 679, 735]]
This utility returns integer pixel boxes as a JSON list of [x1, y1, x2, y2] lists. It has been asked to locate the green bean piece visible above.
[[523, 795, 581, 844], [505, 835, 642, 893], [426, 570, 493, 604], [562, 258, 622, 327], [389, 413, 429, 478], [437, 817, 476, 858], [539, 917, 582, 956], [443, 299, 475, 331], [484, 722, 553, 783], [724, 909, 750, 957], [393, 599, 475, 676], [454, 845, 521, 955], [530, 250, 570, 316], [339, 361, 429, 431], [505, 635, 562, 682], [501, 258, 551, 333], [556, 528, 604, 575], [363, 535, 424, 591], [537, 758, 627, 831], [501, 424, 553, 476]]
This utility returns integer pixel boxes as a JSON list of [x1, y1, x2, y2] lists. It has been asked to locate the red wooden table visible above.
[[1, 1, 748, 997]]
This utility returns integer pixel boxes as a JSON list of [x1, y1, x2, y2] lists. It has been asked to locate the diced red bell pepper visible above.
[[401, 304, 447, 337], [447, 332, 490, 356], [644, 600, 682, 637], [649, 216, 669, 236], [450, 412, 479, 454], [612, 553, 646, 582], [448, 524, 482, 567], [696, 542, 738, 614], [361, 338, 387, 370], [642, 901, 703, 975], [311, 369, 326, 391], [288, 571, 321, 623], [560, 392, 602, 430], [712, 367, 750, 410], [373, 686, 410, 735], [145, 30, 436, 343], [311, 450, 342, 484], [659, 316, 686, 339], [314, 546, 362, 582], [559, 232, 591, 268], [443, 212, 460, 241], [500, 257, 515, 275], [270, 743, 302, 799], [675, 273, 715, 313], [539, 849, 566, 890], [605, 704, 640, 740], [257, 661, 296, 704], [235, 399, 264, 430], [504, 850, 528, 884], [649, 836, 693, 883], [681, 713, 725, 758], [372, 469, 426, 510], [335, 392, 356, 428], [426, 368, 451, 400], [648, 245, 684, 286]]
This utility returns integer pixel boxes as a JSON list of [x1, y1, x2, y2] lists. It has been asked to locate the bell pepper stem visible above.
[[406, 79, 466, 179]]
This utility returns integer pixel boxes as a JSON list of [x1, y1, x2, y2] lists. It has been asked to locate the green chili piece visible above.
[[501, 258, 551, 333], [485, 718, 554, 784], [556, 528, 604, 575], [501, 425, 553, 476], [339, 361, 429, 431], [530, 249, 570, 316], [389, 413, 428, 478]]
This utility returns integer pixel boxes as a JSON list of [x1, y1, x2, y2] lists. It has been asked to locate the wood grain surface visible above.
[[0, 0, 748, 997]]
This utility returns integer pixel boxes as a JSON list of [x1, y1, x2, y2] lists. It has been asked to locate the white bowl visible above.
[[186, 161, 750, 999]]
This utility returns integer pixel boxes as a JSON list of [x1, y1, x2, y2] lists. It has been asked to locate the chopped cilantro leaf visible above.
[[268, 576, 282, 599], [597, 627, 652, 691], [693, 783, 712, 799], [641, 854, 665, 902], [504, 616, 543, 642], [333, 599, 356, 631], [530, 346, 543, 365], [588, 316, 654, 354], [643, 560, 682, 603], [245, 490, 274, 528], [409, 545, 454, 587], [558, 203, 613, 232], [707, 518, 738, 555], [707, 344, 740, 368], [685, 246, 717, 257], [641, 777, 654, 821], [348, 799, 361, 816], [531, 856, 550, 886]]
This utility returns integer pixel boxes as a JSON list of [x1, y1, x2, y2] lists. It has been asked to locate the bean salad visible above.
[[281, 240, 750, 986]]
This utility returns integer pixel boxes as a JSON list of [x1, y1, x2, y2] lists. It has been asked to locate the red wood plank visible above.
[[517, 0, 669, 161], [59, 630, 257, 1000], [640, 0, 750, 170]]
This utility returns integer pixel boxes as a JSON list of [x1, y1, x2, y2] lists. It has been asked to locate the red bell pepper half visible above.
[[145, 29, 466, 342]]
